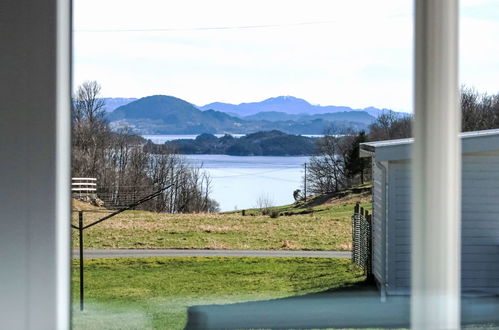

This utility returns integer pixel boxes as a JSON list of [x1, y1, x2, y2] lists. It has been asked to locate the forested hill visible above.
[[107, 95, 376, 135], [144, 131, 317, 156]]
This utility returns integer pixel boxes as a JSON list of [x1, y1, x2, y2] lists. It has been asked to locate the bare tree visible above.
[[306, 129, 355, 194], [368, 87, 499, 143], [368, 111, 412, 141], [72, 81, 110, 178], [74, 81, 106, 125], [255, 193, 274, 215], [71, 82, 218, 214], [461, 87, 499, 132]]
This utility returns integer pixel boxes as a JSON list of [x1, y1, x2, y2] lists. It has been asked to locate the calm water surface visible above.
[[143, 135, 312, 211], [185, 154, 309, 211]]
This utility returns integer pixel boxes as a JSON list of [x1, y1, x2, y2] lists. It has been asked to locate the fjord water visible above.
[[185, 154, 309, 211]]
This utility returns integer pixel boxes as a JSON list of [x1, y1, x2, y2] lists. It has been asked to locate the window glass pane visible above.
[[70, 1, 499, 329]]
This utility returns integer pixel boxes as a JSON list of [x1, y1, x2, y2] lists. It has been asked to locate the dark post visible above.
[[79, 211, 84, 311], [304, 163, 307, 202], [367, 213, 373, 279], [71, 185, 172, 313]]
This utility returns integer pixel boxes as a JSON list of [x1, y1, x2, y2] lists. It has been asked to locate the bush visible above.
[[269, 209, 280, 218], [256, 193, 274, 215]]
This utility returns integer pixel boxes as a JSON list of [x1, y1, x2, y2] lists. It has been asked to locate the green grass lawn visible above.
[[72, 189, 372, 251], [71, 257, 365, 329]]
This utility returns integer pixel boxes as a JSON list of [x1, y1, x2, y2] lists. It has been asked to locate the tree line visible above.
[[146, 131, 316, 156], [72, 81, 219, 213], [306, 87, 499, 195]]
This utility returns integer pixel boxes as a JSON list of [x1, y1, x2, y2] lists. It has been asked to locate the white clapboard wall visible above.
[[377, 151, 499, 295]]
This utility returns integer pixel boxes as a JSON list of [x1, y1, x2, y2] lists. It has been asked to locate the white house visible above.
[[360, 129, 499, 296]]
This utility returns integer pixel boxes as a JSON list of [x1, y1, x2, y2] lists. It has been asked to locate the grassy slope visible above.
[[71, 257, 364, 329], [72, 186, 372, 251]]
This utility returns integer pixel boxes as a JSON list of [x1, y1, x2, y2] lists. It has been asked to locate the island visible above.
[[143, 130, 317, 156]]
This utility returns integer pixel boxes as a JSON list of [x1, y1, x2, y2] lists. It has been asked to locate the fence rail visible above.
[[72, 177, 97, 197], [96, 186, 159, 209], [71, 180, 169, 210], [352, 203, 372, 276]]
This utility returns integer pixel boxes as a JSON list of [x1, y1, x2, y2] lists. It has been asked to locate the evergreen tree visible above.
[[345, 131, 370, 184]]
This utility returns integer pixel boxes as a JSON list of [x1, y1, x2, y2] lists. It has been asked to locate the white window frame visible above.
[[0, 0, 71, 329], [412, 1, 460, 329]]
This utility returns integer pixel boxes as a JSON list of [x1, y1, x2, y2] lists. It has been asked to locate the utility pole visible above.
[[72, 185, 172, 311], [78, 211, 84, 311], [304, 163, 307, 202]]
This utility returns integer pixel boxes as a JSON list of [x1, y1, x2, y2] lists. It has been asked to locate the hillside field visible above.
[[72, 187, 372, 251]]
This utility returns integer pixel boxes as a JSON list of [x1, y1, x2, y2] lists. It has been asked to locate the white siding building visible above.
[[360, 129, 499, 296]]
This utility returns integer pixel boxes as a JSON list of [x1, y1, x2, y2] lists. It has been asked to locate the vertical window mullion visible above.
[[412, 0, 461, 329]]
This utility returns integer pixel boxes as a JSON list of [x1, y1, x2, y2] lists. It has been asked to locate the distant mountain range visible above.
[[243, 111, 375, 125], [106, 95, 408, 135], [199, 96, 398, 117]]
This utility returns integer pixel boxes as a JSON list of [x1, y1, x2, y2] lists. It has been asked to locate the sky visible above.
[[73, 0, 499, 112]]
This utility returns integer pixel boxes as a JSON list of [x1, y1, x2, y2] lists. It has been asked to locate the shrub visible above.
[[269, 209, 280, 218], [255, 193, 274, 215]]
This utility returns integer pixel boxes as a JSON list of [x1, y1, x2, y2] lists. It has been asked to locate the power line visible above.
[[254, 174, 301, 183], [304, 162, 307, 201], [74, 13, 406, 34], [74, 19, 340, 33], [210, 167, 298, 178]]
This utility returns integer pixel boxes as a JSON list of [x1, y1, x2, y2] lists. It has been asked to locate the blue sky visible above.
[[73, 0, 499, 112]]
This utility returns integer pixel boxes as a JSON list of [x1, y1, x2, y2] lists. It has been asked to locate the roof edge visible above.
[[359, 128, 499, 162], [359, 143, 375, 158]]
